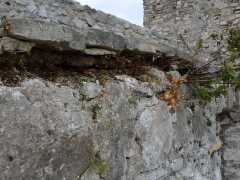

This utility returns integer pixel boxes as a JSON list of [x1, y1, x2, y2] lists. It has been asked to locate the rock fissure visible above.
[[0, 46, 192, 87]]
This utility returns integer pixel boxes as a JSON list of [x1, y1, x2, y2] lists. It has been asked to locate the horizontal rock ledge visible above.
[[0, 19, 195, 62], [0, 45, 193, 87], [0, 18, 161, 54]]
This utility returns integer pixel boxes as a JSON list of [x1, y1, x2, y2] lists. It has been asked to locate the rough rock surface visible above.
[[218, 103, 240, 180], [0, 0, 192, 59], [144, 0, 240, 66], [0, 0, 239, 180], [144, 1, 240, 180], [0, 69, 226, 180]]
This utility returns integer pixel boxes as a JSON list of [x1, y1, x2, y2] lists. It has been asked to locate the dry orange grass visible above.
[[160, 75, 187, 109]]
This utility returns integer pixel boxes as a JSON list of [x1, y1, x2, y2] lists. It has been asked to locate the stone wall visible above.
[[0, 0, 239, 179], [144, 0, 240, 179], [0, 0, 199, 61], [218, 101, 240, 179], [144, 0, 240, 64]]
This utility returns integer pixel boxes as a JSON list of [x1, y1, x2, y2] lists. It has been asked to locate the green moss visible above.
[[210, 33, 218, 40], [191, 84, 227, 102], [192, 85, 214, 102], [92, 104, 102, 120], [104, 120, 113, 129], [89, 158, 108, 177], [228, 28, 240, 61], [128, 96, 138, 107], [206, 119, 212, 127], [219, 63, 236, 82], [236, 74, 240, 90], [228, 28, 240, 52], [196, 39, 203, 49]]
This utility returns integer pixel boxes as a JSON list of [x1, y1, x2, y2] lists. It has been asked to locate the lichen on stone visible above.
[[89, 157, 108, 177]]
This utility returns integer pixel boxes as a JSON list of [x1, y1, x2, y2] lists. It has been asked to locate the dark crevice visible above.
[[7, 155, 14, 162], [0, 47, 193, 86]]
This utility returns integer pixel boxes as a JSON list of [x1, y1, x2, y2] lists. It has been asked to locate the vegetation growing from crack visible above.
[[0, 47, 180, 86], [228, 28, 240, 61], [76, 152, 108, 179], [89, 155, 108, 177], [188, 28, 240, 102], [159, 29, 240, 106], [128, 96, 139, 107], [196, 39, 203, 50], [210, 33, 219, 40], [92, 104, 102, 120], [0, 29, 239, 105]]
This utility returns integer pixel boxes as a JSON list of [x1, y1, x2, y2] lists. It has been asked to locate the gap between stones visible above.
[[0, 47, 192, 86]]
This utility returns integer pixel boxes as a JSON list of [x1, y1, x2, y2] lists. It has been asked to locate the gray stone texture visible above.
[[0, 0, 239, 179], [144, 1, 240, 179], [0, 0, 192, 59], [0, 70, 229, 180], [144, 0, 240, 66]]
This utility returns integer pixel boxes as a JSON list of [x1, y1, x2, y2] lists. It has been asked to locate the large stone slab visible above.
[[0, 0, 193, 58]]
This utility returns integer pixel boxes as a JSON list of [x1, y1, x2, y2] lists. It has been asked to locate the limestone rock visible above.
[[0, 0, 194, 59], [0, 0, 239, 180]]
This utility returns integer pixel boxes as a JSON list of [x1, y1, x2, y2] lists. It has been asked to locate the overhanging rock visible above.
[[0, 0, 239, 180], [0, 0, 193, 60]]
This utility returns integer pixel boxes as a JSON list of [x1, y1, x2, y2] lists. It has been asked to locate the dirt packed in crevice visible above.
[[0, 48, 193, 87]]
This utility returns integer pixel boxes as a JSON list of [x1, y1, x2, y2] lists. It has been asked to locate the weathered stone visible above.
[[0, 0, 239, 180], [144, 1, 240, 179], [143, 0, 240, 65], [219, 105, 240, 180], [0, 0, 196, 57], [8, 18, 86, 51], [84, 48, 116, 56], [80, 82, 103, 100], [0, 37, 35, 54]]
